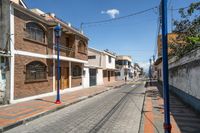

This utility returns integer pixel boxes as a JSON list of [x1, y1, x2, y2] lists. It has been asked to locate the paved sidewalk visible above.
[[0, 81, 125, 132], [139, 82, 200, 133]]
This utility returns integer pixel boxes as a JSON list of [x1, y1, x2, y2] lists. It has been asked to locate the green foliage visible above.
[[171, 2, 200, 58]]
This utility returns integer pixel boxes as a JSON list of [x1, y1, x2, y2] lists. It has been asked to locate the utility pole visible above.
[[161, 0, 171, 132], [149, 58, 152, 86], [54, 24, 62, 104]]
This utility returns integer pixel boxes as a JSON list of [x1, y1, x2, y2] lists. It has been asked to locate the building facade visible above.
[[0, 0, 88, 104], [83, 48, 104, 88], [115, 55, 133, 81], [102, 50, 116, 84]]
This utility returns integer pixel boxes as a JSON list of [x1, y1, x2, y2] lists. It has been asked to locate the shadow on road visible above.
[[146, 81, 200, 133]]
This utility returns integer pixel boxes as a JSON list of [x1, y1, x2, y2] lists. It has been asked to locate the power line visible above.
[[81, 6, 158, 29]]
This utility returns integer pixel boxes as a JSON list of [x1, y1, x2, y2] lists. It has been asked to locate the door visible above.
[[56, 67, 69, 90], [60, 67, 69, 90], [108, 70, 110, 82], [0, 57, 6, 99], [89, 69, 97, 86]]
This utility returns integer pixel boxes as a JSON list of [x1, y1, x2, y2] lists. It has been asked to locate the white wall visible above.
[[97, 69, 103, 85], [83, 67, 90, 88], [88, 50, 102, 67], [105, 55, 116, 69]]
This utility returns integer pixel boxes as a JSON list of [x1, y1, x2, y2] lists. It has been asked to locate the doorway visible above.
[[89, 69, 97, 86], [56, 67, 69, 90]]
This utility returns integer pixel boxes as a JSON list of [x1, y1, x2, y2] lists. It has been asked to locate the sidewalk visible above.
[[0, 81, 125, 132], [139, 81, 200, 133]]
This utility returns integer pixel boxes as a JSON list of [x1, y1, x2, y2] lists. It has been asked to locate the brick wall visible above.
[[14, 55, 53, 99], [14, 9, 49, 54]]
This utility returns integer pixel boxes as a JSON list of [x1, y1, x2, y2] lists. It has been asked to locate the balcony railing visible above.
[[54, 44, 75, 58]]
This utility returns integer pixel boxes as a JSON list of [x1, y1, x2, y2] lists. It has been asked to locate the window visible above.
[[26, 61, 47, 81], [72, 65, 82, 77], [88, 55, 96, 59], [108, 56, 112, 63], [78, 40, 87, 54], [115, 72, 120, 76], [25, 22, 45, 43]]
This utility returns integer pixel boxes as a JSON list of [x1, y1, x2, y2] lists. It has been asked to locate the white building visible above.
[[83, 48, 116, 88], [134, 63, 143, 79], [83, 48, 104, 88], [116, 55, 133, 81]]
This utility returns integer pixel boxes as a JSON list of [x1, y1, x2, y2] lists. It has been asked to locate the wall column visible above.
[[9, 5, 15, 103]]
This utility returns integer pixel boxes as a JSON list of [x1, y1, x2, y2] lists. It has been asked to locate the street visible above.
[[5, 82, 145, 133]]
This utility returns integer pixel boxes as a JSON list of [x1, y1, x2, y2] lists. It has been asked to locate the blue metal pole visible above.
[[55, 24, 61, 104], [161, 0, 171, 132]]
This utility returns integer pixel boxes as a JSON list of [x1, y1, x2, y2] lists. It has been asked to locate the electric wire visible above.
[[81, 6, 158, 28]]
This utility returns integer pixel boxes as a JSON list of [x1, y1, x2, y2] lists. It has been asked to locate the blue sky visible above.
[[24, 0, 199, 71]]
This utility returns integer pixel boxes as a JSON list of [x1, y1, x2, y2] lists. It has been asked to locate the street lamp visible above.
[[54, 24, 62, 104]]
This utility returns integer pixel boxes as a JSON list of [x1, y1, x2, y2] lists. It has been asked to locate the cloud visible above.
[[101, 9, 119, 18]]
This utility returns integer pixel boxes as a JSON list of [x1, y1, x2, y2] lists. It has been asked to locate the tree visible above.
[[170, 2, 200, 58]]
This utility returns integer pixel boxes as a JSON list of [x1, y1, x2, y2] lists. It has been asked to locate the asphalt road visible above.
[[6, 81, 146, 133]]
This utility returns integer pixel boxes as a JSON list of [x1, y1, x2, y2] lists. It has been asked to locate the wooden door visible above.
[[61, 67, 69, 90], [56, 67, 69, 90]]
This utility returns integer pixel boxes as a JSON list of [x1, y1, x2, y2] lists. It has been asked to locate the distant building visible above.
[[134, 63, 142, 79], [116, 55, 133, 81]]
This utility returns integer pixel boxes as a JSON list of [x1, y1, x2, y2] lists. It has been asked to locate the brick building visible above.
[[0, 0, 88, 103]]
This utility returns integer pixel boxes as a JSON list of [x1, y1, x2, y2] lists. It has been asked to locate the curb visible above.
[[0, 83, 125, 133], [138, 82, 147, 133]]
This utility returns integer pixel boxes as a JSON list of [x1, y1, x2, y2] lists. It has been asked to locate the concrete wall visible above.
[[0, 0, 10, 50], [88, 49, 102, 67], [105, 55, 115, 69], [83, 67, 89, 88], [168, 48, 200, 112], [97, 69, 103, 85]]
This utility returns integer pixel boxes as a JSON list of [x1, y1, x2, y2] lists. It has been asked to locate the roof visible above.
[[116, 55, 132, 62], [154, 56, 162, 66], [11, 2, 89, 40]]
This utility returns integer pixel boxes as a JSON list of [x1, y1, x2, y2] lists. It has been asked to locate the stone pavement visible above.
[[0, 81, 125, 132], [139, 81, 200, 133], [5, 81, 145, 133]]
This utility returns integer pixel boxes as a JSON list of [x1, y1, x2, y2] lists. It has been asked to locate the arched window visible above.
[[25, 22, 45, 43], [26, 61, 47, 81], [72, 65, 82, 77], [78, 40, 87, 54]]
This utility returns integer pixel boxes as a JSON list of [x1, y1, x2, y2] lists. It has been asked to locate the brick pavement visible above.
[[139, 82, 200, 133], [0, 81, 125, 132]]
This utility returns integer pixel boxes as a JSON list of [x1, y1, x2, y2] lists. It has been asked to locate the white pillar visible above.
[[10, 5, 15, 103]]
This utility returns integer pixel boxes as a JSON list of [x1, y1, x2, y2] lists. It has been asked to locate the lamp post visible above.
[[161, 0, 171, 132], [54, 24, 62, 104]]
